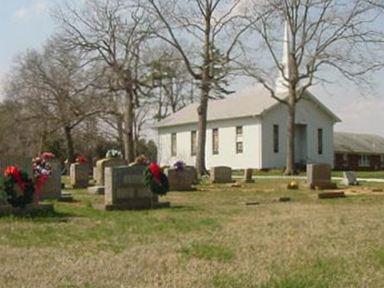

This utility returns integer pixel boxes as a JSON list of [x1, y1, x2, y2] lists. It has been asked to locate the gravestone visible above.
[[210, 166, 233, 183], [186, 166, 198, 184], [93, 166, 97, 181], [341, 171, 359, 186], [104, 165, 170, 210], [88, 158, 126, 195], [0, 157, 32, 176], [307, 163, 337, 190], [166, 166, 197, 191], [318, 191, 346, 199], [70, 163, 89, 189], [244, 168, 254, 183], [40, 159, 62, 200], [95, 158, 126, 186]]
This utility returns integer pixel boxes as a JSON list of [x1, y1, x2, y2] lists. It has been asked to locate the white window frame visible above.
[[359, 155, 370, 167], [212, 128, 219, 155], [236, 126, 243, 154], [171, 133, 177, 157]]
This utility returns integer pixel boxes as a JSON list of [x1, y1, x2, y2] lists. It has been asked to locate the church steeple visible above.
[[275, 21, 291, 94]]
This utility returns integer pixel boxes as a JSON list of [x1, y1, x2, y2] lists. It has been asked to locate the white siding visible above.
[[157, 97, 335, 170], [261, 98, 335, 168], [157, 117, 262, 169]]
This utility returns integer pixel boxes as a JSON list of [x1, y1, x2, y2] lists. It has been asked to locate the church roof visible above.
[[334, 132, 384, 154], [156, 85, 340, 128]]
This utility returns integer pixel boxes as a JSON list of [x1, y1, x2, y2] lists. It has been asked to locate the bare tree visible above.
[[5, 36, 101, 162], [243, 0, 384, 175], [56, 0, 152, 163], [144, 46, 198, 120], [145, 0, 253, 175]]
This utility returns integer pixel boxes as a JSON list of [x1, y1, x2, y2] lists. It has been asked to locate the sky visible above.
[[1, 0, 384, 137]]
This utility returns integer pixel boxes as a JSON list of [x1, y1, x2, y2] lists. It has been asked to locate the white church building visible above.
[[155, 87, 340, 169], [155, 24, 341, 170]]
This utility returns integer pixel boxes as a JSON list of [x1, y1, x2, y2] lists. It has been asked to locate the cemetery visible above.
[[1, 0, 384, 287], [1, 155, 384, 287]]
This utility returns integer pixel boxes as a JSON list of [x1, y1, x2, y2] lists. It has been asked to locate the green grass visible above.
[[181, 242, 235, 262], [1, 178, 384, 287], [332, 170, 384, 179]]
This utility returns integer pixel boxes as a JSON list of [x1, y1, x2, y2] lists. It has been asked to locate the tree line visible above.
[[1, 0, 383, 175]]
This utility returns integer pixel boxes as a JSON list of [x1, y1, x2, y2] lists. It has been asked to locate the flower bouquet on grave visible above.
[[106, 149, 123, 159], [143, 163, 169, 196], [76, 155, 87, 164], [3, 166, 35, 208], [173, 160, 186, 172], [33, 153, 54, 203]]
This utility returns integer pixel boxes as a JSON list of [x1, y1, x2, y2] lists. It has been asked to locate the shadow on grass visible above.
[[1, 209, 75, 223], [167, 205, 199, 212]]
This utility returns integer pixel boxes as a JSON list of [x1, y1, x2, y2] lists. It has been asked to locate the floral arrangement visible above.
[[76, 155, 87, 164], [143, 163, 169, 196], [33, 152, 55, 203], [106, 149, 123, 159], [3, 166, 35, 208], [41, 152, 55, 160], [173, 160, 186, 172], [32, 156, 52, 179]]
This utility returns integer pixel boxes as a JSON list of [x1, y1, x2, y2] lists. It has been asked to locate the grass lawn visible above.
[[1, 179, 384, 287]]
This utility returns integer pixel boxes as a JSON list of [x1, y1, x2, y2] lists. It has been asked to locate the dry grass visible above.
[[1, 179, 384, 287]]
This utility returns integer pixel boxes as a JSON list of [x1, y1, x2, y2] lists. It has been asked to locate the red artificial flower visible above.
[[148, 162, 162, 183], [4, 166, 18, 178], [41, 152, 55, 159], [76, 155, 87, 164], [4, 166, 26, 190]]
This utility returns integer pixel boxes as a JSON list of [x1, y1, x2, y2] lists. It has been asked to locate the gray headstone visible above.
[[70, 163, 89, 189], [307, 163, 336, 190], [244, 168, 254, 183], [93, 166, 97, 180], [95, 158, 126, 186], [210, 166, 232, 183], [40, 160, 62, 200], [166, 166, 197, 191], [104, 165, 169, 210], [341, 171, 358, 186]]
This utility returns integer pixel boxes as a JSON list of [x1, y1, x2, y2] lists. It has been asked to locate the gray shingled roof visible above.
[[156, 85, 340, 128], [334, 132, 384, 154], [156, 86, 275, 128]]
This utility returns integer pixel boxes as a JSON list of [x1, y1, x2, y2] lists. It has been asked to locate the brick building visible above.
[[334, 132, 384, 171]]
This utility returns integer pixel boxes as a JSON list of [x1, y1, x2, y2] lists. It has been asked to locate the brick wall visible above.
[[334, 153, 384, 171]]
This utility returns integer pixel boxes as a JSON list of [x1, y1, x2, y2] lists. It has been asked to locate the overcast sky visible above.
[[1, 0, 384, 137]]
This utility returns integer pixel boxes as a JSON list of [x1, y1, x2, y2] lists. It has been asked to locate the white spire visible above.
[[275, 21, 291, 94]]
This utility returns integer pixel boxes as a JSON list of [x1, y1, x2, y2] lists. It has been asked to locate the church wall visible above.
[[261, 97, 335, 169], [157, 117, 262, 169]]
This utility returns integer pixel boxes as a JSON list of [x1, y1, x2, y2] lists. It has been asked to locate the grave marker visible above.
[[210, 166, 233, 184], [341, 171, 359, 186], [166, 166, 197, 191], [70, 163, 89, 188], [307, 163, 337, 190], [40, 159, 62, 200], [104, 165, 169, 210], [244, 168, 254, 183]]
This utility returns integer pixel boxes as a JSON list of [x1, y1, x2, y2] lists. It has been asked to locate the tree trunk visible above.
[[285, 97, 296, 175], [195, 10, 212, 177], [116, 114, 125, 153], [196, 92, 209, 176], [64, 125, 75, 163], [123, 88, 135, 163]]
